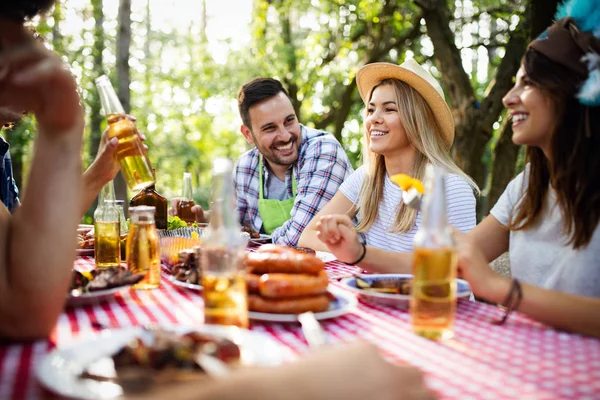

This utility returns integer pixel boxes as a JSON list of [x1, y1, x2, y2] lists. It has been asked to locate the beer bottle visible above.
[[411, 164, 457, 341], [177, 172, 196, 225], [94, 180, 121, 268], [95, 75, 154, 192], [201, 158, 249, 328], [130, 170, 168, 230]]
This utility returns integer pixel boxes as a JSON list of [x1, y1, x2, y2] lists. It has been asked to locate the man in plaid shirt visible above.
[[236, 78, 353, 246]]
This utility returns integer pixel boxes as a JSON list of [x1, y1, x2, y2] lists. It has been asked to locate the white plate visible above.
[[36, 324, 294, 400], [250, 234, 272, 244], [340, 274, 472, 310], [66, 286, 130, 308], [315, 251, 337, 263], [248, 287, 357, 323], [165, 273, 202, 291]]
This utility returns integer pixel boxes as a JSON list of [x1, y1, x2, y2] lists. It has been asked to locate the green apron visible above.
[[257, 155, 297, 234]]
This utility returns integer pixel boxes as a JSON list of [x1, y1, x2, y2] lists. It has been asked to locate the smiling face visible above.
[[503, 66, 558, 153], [240, 92, 301, 171], [364, 83, 412, 157]]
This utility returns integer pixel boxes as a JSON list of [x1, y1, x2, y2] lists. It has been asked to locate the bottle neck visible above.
[[99, 181, 116, 204], [420, 166, 449, 235], [182, 175, 193, 200]]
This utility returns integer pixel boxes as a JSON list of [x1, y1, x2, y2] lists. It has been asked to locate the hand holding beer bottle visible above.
[[95, 75, 154, 192], [411, 164, 457, 341]]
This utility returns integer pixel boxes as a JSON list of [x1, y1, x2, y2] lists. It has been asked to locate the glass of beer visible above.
[[127, 206, 161, 289], [410, 164, 457, 341], [95, 75, 155, 192]]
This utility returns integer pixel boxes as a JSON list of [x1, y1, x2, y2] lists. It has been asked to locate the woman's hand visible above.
[[0, 20, 84, 135], [453, 230, 507, 300], [86, 115, 147, 185], [316, 214, 363, 264]]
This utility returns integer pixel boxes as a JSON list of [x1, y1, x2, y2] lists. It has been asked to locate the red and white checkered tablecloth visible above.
[[1, 256, 600, 400]]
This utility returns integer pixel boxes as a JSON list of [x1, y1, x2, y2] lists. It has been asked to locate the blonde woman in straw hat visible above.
[[298, 59, 478, 272]]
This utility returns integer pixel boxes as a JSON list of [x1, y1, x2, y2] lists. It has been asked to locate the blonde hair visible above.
[[356, 79, 479, 233]]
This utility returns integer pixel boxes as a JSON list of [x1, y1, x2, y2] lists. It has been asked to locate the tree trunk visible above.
[[115, 0, 132, 207], [418, 0, 527, 192], [52, 2, 63, 54], [530, 0, 559, 38], [487, 118, 520, 213], [485, 0, 560, 214], [279, 5, 301, 120]]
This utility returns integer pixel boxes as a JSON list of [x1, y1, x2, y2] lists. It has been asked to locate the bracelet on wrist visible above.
[[342, 242, 367, 266], [492, 278, 522, 325]]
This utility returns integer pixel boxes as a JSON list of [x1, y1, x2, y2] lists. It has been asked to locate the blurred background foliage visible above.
[[5, 0, 556, 223]]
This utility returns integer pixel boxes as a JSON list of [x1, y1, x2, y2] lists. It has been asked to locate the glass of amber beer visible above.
[[410, 165, 457, 341], [95, 75, 154, 192]]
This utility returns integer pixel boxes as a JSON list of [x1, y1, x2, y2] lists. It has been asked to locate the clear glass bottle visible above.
[[127, 206, 161, 290], [114, 200, 128, 235], [411, 164, 457, 341], [94, 181, 121, 268], [177, 172, 196, 225], [95, 75, 154, 192], [201, 158, 249, 328], [130, 169, 168, 230]]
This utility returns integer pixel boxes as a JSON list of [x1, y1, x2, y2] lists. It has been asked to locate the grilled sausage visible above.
[[248, 294, 330, 314], [245, 252, 324, 275], [258, 271, 329, 298], [245, 271, 261, 294]]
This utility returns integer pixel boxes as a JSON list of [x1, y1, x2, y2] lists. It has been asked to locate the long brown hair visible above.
[[356, 79, 478, 233], [509, 49, 600, 249]]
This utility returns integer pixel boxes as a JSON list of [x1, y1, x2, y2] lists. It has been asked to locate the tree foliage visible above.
[[7, 0, 556, 221]]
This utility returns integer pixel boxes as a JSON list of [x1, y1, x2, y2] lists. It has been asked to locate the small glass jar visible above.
[[127, 206, 161, 290]]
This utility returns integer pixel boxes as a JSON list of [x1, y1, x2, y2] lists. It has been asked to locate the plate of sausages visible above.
[[244, 244, 357, 322]]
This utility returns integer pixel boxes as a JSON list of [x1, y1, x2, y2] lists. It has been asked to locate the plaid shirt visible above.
[[0, 136, 19, 213], [234, 125, 353, 246]]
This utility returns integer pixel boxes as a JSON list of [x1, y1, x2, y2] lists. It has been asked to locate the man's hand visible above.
[[316, 214, 363, 264], [168, 198, 209, 224]]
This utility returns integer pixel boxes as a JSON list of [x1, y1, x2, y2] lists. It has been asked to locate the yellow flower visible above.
[[390, 174, 414, 191], [390, 174, 425, 194], [191, 231, 199, 240]]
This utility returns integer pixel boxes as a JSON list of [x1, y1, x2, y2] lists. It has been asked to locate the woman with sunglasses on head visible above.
[[298, 59, 479, 273]]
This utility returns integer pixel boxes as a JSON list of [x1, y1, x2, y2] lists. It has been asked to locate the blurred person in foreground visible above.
[[0, 0, 84, 339], [127, 341, 436, 400], [171, 78, 354, 246], [316, 0, 600, 338]]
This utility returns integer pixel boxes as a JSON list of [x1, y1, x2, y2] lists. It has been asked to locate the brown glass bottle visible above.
[[177, 172, 196, 224], [130, 182, 168, 230]]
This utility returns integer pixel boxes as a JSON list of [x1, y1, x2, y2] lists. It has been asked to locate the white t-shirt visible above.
[[490, 171, 600, 297], [339, 166, 476, 252]]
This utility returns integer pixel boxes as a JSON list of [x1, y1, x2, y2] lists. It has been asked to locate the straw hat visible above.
[[356, 59, 455, 147]]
